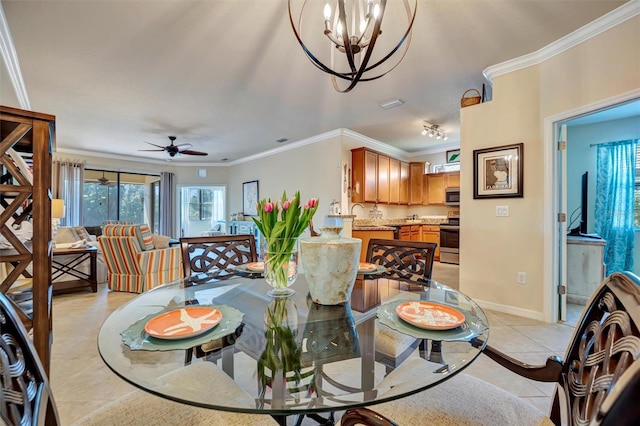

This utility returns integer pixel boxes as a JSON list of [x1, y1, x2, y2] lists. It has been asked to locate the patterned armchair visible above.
[[98, 224, 182, 293]]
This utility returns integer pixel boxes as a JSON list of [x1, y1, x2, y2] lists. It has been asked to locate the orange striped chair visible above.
[[98, 224, 183, 293]]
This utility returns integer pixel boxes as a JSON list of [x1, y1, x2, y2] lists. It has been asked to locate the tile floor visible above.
[[50, 263, 577, 424]]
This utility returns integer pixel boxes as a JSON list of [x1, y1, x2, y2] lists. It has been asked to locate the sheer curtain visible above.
[[52, 160, 84, 226], [159, 172, 176, 237], [594, 139, 638, 274]]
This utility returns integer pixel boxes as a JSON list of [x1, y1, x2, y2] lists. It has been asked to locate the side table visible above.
[[52, 246, 98, 293]]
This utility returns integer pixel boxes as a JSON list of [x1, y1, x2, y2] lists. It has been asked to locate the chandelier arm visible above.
[[361, 0, 416, 74], [337, 0, 358, 75]]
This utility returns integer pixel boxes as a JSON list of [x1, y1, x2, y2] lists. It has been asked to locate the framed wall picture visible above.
[[446, 149, 461, 163], [473, 143, 523, 199], [242, 180, 259, 216]]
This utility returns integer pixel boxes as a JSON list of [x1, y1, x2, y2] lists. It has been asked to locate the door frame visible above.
[[543, 88, 640, 323]]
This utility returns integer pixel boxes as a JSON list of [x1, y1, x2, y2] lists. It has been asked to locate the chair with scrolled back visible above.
[[366, 239, 437, 282], [0, 292, 277, 426], [365, 239, 438, 371], [180, 234, 257, 282], [340, 271, 640, 426]]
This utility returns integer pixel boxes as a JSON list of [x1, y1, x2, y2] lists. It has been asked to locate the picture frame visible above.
[[446, 149, 461, 163], [242, 180, 259, 216], [473, 143, 523, 199]]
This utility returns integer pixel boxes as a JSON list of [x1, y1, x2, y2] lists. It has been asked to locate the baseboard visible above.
[[472, 298, 546, 322]]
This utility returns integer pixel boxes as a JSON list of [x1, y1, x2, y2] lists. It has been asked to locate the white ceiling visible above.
[[0, 0, 631, 164]]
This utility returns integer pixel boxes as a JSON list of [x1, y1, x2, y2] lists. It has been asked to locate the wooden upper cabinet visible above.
[[409, 162, 424, 205], [424, 171, 460, 205], [425, 173, 446, 205], [388, 158, 400, 204], [377, 154, 390, 203], [399, 162, 409, 204], [351, 148, 378, 203], [446, 172, 460, 188]]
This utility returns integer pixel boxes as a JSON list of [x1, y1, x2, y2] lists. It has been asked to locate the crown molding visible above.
[[0, 3, 30, 109], [483, 1, 640, 84], [410, 141, 461, 157]]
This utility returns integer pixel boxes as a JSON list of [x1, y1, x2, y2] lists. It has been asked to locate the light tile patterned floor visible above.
[[50, 263, 574, 424]]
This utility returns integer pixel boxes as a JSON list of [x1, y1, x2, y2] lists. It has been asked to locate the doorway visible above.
[[178, 185, 226, 238], [545, 90, 640, 323]]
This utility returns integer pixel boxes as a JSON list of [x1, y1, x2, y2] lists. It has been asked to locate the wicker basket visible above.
[[460, 89, 482, 108]]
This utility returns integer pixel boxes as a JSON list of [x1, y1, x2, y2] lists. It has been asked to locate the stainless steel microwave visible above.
[[445, 187, 460, 205]]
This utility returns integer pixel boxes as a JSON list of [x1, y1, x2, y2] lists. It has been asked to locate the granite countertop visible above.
[[353, 217, 448, 230], [352, 225, 397, 231]]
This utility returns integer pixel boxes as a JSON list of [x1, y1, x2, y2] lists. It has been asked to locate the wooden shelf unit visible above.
[[0, 105, 55, 374]]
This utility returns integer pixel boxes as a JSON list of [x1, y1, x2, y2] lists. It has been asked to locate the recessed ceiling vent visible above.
[[379, 99, 405, 110], [276, 138, 288, 143]]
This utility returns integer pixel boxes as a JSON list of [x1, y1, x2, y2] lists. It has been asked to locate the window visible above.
[[83, 169, 160, 226], [179, 186, 226, 237]]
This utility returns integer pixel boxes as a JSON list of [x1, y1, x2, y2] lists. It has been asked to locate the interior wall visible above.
[[460, 15, 640, 320], [227, 137, 343, 231]]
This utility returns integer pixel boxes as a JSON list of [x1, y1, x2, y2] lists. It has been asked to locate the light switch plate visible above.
[[496, 205, 509, 217]]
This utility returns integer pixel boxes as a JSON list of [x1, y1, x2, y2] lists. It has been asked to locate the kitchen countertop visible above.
[[351, 216, 449, 231]]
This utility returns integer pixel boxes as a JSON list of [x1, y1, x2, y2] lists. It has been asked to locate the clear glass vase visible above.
[[262, 238, 299, 297]]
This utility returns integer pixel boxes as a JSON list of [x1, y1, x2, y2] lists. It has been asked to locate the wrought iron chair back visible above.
[[180, 234, 257, 280], [365, 239, 437, 281], [341, 271, 640, 425], [0, 292, 59, 425]]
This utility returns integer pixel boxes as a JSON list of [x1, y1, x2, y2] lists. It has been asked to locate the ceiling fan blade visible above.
[[138, 149, 166, 152], [143, 141, 167, 149], [176, 143, 193, 151], [180, 150, 208, 156]]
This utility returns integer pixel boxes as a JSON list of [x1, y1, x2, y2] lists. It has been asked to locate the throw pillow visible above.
[[74, 226, 90, 241], [137, 224, 155, 250], [56, 227, 79, 244], [151, 234, 171, 249]]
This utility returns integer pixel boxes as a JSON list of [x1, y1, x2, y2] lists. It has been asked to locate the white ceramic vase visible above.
[[300, 227, 361, 305]]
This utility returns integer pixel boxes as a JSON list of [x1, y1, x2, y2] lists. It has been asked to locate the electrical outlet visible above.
[[517, 272, 527, 284], [496, 205, 509, 217]]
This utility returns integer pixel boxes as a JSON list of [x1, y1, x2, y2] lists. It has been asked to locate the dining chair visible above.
[[365, 239, 438, 371], [0, 291, 277, 426], [339, 271, 640, 426], [365, 238, 437, 281], [180, 234, 257, 280]]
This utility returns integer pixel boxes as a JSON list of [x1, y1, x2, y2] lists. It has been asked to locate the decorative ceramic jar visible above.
[[300, 227, 361, 305]]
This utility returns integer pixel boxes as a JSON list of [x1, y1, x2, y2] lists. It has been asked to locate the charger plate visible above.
[[121, 304, 244, 351], [377, 299, 487, 341]]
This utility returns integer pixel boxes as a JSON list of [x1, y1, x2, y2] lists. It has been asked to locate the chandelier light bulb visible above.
[[324, 3, 331, 19], [421, 128, 427, 136]]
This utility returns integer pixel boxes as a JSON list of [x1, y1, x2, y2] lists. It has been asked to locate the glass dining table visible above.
[[97, 270, 490, 425]]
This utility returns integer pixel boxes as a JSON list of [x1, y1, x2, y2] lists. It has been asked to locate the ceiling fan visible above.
[[139, 136, 208, 158], [98, 171, 116, 187]]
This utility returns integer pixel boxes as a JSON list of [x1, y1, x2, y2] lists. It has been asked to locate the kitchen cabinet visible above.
[[399, 162, 409, 204], [421, 225, 441, 261], [352, 229, 395, 262], [351, 148, 378, 203], [399, 225, 419, 241], [424, 171, 460, 205], [377, 154, 390, 203], [389, 158, 400, 204], [409, 162, 424, 205]]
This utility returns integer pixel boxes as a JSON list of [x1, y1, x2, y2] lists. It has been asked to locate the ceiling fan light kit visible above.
[[288, 0, 417, 93], [422, 123, 447, 141]]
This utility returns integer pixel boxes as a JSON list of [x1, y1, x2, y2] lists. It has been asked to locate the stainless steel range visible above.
[[439, 215, 459, 265]]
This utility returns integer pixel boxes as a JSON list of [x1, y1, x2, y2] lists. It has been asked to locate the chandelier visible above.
[[288, 0, 417, 93], [421, 124, 447, 141]]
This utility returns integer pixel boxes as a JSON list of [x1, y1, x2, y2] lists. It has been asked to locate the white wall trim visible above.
[[473, 298, 545, 322], [483, 1, 640, 84], [542, 88, 640, 323], [0, 3, 30, 109]]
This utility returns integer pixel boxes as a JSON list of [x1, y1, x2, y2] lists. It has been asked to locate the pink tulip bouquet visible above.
[[253, 191, 319, 294]]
